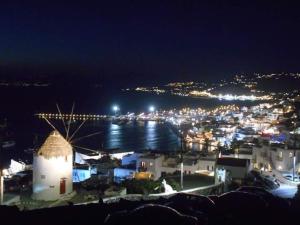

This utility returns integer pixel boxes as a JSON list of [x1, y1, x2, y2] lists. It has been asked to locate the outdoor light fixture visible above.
[[112, 105, 119, 112], [149, 106, 155, 112]]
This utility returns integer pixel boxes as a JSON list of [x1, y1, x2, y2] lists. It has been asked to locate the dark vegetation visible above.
[[2, 187, 299, 225]]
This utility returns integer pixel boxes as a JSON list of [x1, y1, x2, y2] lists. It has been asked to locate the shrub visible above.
[[121, 179, 161, 194]]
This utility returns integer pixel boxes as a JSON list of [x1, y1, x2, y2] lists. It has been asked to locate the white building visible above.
[[2, 159, 31, 178], [75, 152, 101, 164], [114, 166, 136, 181], [221, 143, 254, 163], [73, 168, 91, 183], [133, 153, 217, 180], [215, 158, 251, 184], [75, 150, 134, 165], [73, 165, 97, 183], [136, 154, 164, 180], [253, 143, 300, 172], [182, 159, 199, 174], [198, 157, 216, 172], [32, 131, 73, 201], [121, 153, 141, 166], [113, 153, 141, 181]]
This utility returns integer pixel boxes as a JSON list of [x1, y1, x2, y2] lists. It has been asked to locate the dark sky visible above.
[[0, 1, 300, 85]]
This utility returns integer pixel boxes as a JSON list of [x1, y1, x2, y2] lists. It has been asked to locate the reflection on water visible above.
[[7, 120, 180, 165], [145, 121, 157, 149], [105, 121, 179, 151], [107, 124, 122, 147]]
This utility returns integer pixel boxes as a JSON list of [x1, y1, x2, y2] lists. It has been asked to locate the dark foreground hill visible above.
[[2, 188, 299, 225]]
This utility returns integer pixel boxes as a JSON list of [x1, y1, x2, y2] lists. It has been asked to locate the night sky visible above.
[[1, 1, 300, 85]]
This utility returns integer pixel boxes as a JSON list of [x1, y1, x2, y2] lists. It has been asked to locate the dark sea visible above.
[[0, 86, 261, 167]]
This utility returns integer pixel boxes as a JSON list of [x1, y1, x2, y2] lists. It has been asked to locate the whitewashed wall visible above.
[[32, 154, 73, 201]]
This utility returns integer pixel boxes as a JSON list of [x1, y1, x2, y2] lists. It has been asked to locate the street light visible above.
[[180, 131, 184, 190], [149, 106, 155, 113], [112, 105, 119, 115]]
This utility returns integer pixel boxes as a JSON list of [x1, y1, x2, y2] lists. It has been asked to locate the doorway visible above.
[[60, 178, 66, 194]]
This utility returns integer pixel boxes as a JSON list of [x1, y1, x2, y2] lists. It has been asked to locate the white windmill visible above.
[[32, 104, 101, 201]]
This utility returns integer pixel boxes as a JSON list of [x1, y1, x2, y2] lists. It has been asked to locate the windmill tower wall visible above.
[[32, 131, 73, 201]]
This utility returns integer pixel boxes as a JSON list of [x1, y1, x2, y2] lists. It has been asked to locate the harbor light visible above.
[[112, 105, 119, 113], [149, 105, 155, 112]]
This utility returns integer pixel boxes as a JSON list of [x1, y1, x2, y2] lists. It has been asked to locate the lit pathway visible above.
[[271, 184, 297, 198]]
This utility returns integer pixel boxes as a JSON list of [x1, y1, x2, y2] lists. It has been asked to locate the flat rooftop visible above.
[[216, 157, 249, 167]]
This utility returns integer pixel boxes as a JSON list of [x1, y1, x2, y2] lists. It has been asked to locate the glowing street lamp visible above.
[[112, 105, 119, 115], [149, 106, 155, 113]]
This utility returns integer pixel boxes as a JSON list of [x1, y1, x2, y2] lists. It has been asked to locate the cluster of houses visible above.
[[73, 102, 300, 186], [75, 147, 254, 186], [2, 101, 299, 204]]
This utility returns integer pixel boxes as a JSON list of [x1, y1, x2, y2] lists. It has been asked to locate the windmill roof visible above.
[[37, 130, 72, 159]]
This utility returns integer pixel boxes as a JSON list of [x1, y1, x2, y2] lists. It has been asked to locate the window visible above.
[[149, 162, 153, 166], [41, 175, 46, 179], [289, 152, 293, 158], [141, 161, 146, 168], [279, 151, 283, 158]]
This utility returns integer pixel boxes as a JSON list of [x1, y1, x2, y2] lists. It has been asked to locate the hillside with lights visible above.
[[126, 73, 300, 102]]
